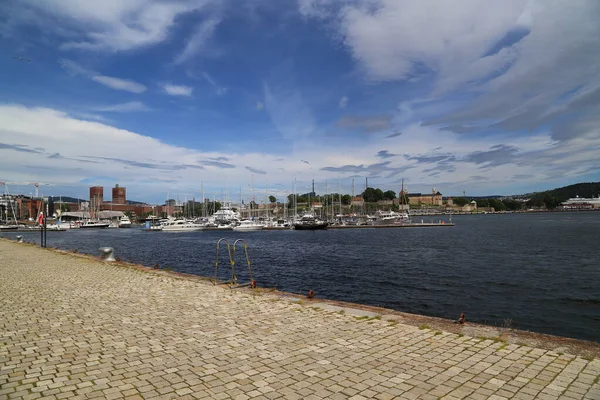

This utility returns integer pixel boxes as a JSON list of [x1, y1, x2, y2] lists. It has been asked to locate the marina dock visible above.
[[1, 239, 599, 400]]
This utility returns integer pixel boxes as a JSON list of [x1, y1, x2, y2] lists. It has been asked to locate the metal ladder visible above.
[[213, 238, 256, 289]]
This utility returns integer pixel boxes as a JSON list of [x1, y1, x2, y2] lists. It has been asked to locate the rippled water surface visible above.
[[3, 212, 599, 342]]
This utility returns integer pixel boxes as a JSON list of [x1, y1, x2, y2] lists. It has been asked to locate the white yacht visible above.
[[118, 215, 132, 228], [80, 220, 110, 228], [161, 219, 205, 232], [372, 210, 409, 225], [232, 220, 264, 231], [211, 205, 241, 224]]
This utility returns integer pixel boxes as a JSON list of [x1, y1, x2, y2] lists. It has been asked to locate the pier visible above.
[[1, 239, 599, 400]]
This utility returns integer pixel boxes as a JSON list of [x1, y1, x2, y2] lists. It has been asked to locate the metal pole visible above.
[[44, 200, 48, 248]]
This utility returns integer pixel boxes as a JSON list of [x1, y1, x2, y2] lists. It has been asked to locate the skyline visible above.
[[1, 0, 600, 203]]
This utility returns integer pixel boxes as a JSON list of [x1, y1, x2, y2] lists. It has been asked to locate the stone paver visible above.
[[1, 239, 599, 399]]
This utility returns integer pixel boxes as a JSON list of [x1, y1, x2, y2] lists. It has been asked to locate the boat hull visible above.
[[80, 224, 110, 228], [294, 223, 328, 230], [232, 226, 264, 231], [161, 226, 205, 232]]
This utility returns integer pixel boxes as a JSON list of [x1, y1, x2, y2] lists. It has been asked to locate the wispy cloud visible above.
[[339, 96, 348, 109], [377, 150, 396, 159], [385, 132, 402, 138], [160, 83, 193, 96], [200, 160, 236, 169], [256, 101, 264, 110], [10, 1, 215, 52], [337, 115, 392, 134], [0, 143, 44, 154], [175, 18, 221, 65], [59, 59, 94, 76], [263, 60, 316, 140], [92, 76, 147, 93], [94, 102, 151, 113], [245, 166, 267, 175]]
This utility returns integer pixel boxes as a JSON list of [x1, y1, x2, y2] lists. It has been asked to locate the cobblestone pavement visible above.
[[1, 240, 599, 400]]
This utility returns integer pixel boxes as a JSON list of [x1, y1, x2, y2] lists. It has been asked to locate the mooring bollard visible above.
[[99, 247, 116, 262], [16, 235, 23, 243]]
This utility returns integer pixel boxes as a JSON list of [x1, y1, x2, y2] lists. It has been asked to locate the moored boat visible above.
[[161, 219, 205, 232], [294, 213, 328, 230], [232, 220, 264, 231], [80, 220, 110, 228], [118, 215, 132, 228]]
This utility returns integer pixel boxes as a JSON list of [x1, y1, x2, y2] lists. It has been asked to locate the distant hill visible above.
[[53, 196, 86, 203], [126, 200, 146, 205], [526, 182, 600, 203]]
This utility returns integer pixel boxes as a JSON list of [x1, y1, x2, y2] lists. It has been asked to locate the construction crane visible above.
[[0, 181, 52, 197]]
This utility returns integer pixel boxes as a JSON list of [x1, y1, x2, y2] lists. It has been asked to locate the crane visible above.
[[0, 181, 52, 197]]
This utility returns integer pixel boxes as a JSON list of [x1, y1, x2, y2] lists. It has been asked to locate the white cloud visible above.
[[160, 83, 193, 96], [1, 99, 599, 198], [174, 18, 221, 64], [14, 0, 216, 52], [93, 102, 151, 112], [339, 96, 348, 109], [336, 0, 527, 89], [59, 59, 95, 76], [256, 102, 264, 110], [92, 76, 147, 93]]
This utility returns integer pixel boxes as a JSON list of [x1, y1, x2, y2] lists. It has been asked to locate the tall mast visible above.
[[338, 181, 342, 217], [201, 181, 205, 218], [352, 178, 355, 213], [325, 180, 328, 220]]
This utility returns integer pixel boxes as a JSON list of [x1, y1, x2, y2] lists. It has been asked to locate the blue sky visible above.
[[1, 0, 600, 203]]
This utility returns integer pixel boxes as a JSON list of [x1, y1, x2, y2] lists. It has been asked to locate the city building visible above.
[[89, 186, 103, 212], [112, 184, 126, 204]]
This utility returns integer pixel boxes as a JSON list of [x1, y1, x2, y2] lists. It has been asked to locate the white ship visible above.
[[232, 220, 264, 231], [211, 205, 241, 224], [161, 219, 205, 232], [372, 210, 409, 225], [118, 215, 132, 228]]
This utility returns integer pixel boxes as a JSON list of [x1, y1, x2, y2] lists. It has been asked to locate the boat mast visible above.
[[201, 181, 205, 218], [338, 181, 342, 218], [352, 178, 355, 214], [325, 180, 328, 221]]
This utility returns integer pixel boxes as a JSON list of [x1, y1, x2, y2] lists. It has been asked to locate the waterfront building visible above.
[[559, 195, 600, 210]]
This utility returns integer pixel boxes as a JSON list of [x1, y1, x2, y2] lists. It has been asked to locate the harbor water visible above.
[[2, 212, 599, 342]]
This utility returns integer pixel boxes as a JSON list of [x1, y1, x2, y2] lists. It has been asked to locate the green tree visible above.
[[268, 195, 277, 204], [476, 199, 489, 208], [543, 194, 558, 209], [362, 187, 385, 202], [383, 190, 397, 201], [502, 199, 522, 211], [341, 194, 352, 205], [453, 197, 469, 207], [488, 199, 506, 211]]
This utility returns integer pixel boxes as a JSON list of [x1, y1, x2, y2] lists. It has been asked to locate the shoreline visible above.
[[3, 236, 598, 358]]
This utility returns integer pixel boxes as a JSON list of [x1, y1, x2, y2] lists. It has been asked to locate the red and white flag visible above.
[[37, 212, 44, 225]]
